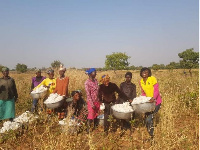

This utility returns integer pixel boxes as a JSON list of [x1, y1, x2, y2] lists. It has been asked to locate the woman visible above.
[[34, 69, 56, 113], [139, 67, 162, 137], [30, 69, 46, 113], [53, 65, 69, 119], [117, 72, 136, 103], [117, 72, 136, 131], [84, 68, 100, 133], [34, 69, 56, 96], [99, 74, 131, 134], [67, 91, 87, 124], [0, 67, 18, 121]]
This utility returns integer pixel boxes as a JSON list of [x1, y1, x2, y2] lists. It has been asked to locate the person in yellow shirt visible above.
[[34, 69, 56, 96], [33, 69, 56, 113], [140, 67, 162, 138]]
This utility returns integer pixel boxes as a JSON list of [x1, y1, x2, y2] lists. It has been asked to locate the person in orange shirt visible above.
[[53, 64, 69, 119]]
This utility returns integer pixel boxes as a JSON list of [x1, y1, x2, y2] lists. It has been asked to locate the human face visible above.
[[90, 71, 96, 78], [36, 72, 41, 77], [48, 72, 54, 79], [59, 70, 65, 77], [125, 75, 132, 83], [2, 71, 9, 77], [103, 76, 110, 86], [73, 93, 80, 101], [141, 70, 149, 78]]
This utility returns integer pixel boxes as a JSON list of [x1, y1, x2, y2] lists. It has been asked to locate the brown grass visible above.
[[0, 69, 199, 150]]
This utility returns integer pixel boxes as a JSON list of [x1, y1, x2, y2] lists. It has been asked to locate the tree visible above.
[[151, 64, 160, 71], [166, 62, 180, 70], [16, 63, 28, 73], [178, 48, 199, 76], [105, 52, 130, 70], [51, 60, 62, 69]]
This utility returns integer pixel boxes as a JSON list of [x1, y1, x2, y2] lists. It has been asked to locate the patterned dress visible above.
[[84, 79, 100, 120]]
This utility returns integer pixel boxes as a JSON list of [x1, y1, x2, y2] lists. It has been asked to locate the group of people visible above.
[[0, 66, 162, 137], [84, 67, 162, 137]]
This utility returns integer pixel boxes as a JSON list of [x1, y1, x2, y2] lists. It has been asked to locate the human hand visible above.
[[92, 105, 96, 110], [128, 99, 133, 103], [15, 98, 18, 102], [149, 98, 155, 103]]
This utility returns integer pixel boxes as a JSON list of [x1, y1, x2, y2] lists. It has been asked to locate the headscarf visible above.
[[2, 67, 9, 72], [59, 64, 66, 72], [46, 69, 54, 74], [100, 74, 110, 86], [125, 72, 132, 78], [71, 91, 80, 97], [35, 69, 41, 73], [85, 68, 96, 75]]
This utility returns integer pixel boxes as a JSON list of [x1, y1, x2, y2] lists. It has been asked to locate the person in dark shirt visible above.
[[117, 72, 136, 103], [0, 67, 18, 121], [99, 74, 131, 134], [117, 72, 136, 131]]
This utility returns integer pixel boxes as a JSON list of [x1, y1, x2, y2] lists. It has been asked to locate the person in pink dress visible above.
[[84, 68, 100, 133]]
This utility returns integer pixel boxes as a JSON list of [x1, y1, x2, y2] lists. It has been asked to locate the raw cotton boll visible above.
[[112, 102, 134, 113], [100, 103, 105, 110], [131, 96, 152, 105], [44, 93, 64, 104]]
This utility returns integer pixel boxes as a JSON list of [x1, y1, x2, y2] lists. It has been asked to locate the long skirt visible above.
[[0, 99, 15, 120], [87, 101, 100, 120]]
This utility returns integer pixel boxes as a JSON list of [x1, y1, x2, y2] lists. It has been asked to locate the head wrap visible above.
[[100, 74, 110, 85], [35, 69, 41, 73], [71, 91, 79, 97], [59, 64, 66, 71], [85, 68, 96, 75], [125, 72, 132, 78], [2, 67, 9, 72], [46, 69, 54, 74]]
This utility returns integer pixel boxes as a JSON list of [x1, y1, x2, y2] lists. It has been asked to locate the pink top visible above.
[[140, 82, 162, 106], [84, 79, 99, 107]]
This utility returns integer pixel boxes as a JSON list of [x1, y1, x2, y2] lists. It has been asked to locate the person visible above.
[[53, 65, 69, 119], [34, 69, 56, 113], [117, 72, 136, 103], [84, 68, 100, 133], [139, 67, 162, 137], [30, 69, 46, 113], [117, 72, 136, 131], [67, 90, 87, 124], [0, 67, 18, 121], [99, 74, 132, 134]]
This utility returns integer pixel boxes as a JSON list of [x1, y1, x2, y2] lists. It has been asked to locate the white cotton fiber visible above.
[[112, 102, 134, 113], [31, 85, 47, 94], [0, 111, 37, 134], [44, 93, 64, 104]]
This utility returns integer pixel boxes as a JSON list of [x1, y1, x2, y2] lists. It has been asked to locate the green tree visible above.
[[152, 64, 160, 71], [105, 52, 130, 70], [178, 48, 199, 76], [166, 62, 180, 70], [51, 60, 62, 69], [128, 65, 136, 70], [16, 63, 28, 73]]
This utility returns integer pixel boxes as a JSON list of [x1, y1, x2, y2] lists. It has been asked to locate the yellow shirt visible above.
[[34, 78, 56, 95], [140, 76, 157, 97]]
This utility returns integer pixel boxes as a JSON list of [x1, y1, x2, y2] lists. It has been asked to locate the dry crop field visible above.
[[0, 69, 199, 150]]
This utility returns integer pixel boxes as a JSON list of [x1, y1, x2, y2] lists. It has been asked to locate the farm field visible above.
[[0, 69, 199, 150]]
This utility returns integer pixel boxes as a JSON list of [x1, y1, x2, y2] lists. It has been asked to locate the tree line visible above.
[[0, 48, 198, 73]]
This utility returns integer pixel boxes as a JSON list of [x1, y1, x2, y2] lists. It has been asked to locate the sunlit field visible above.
[[0, 69, 199, 150]]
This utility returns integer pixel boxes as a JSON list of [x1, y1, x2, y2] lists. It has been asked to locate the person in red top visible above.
[[53, 64, 69, 119]]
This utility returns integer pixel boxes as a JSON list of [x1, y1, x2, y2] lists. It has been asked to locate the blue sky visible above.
[[0, 0, 198, 69]]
